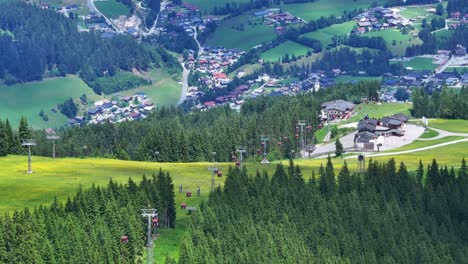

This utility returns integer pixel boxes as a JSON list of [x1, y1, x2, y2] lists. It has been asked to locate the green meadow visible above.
[[279, 0, 376, 21], [301, 21, 355, 47], [205, 12, 276, 50], [428, 119, 468, 133], [396, 57, 438, 71], [334, 75, 382, 83], [349, 102, 412, 122], [94, 0, 130, 18], [261, 41, 311, 62], [0, 76, 97, 129], [365, 29, 422, 56], [112, 70, 182, 107]]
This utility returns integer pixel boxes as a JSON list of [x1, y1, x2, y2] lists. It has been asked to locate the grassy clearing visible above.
[[349, 102, 412, 122], [301, 21, 355, 47], [279, 0, 376, 21], [205, 12, 276, 51], [186, 0, 249, 13], [112, 69, 182, 107], [364, 29, 422, 56], [429, 119, 468, 133], [0, 76, 98, 129], [419, 128, 439, 138], [443, 67, 468, 73], [334, 75, 382, 83], [261, 41, 312, 62], [94, 0, 130, 18], [399, 6, 431, 21], [229, 63, 263, 78], [395, 57, 438, 71]]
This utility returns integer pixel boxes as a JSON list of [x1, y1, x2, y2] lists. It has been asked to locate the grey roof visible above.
[[390, 113, 409, 123], [355, 131, 376, 143], [321, 100, 355, 112], [381, 117, 403, 126]]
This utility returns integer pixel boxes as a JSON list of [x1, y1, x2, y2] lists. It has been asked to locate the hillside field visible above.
[[205, 12, 276, 50], [186, 0, 249, 13], [394, 57, 438, 71], [364, 29, 422, 56], [112, 70, 182, 107], [279, 0, 376, 21], [94, 0, 130, 18], [261, 41, 311, 62], [301, 21, 355, 47], [0, 76, 97, 129], [349, 102, 412, 122]]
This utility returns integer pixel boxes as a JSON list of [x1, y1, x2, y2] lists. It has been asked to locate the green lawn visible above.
[[428, 119, 468, 133], [0, 76, 97, 129], [443, 67, 468, 73], [112, 70, 182, 107], [279, 0, 377, 21], [205, 12, 276, 50], [301, 21, 355, 47], [397, 57, 438, 71], [350, 102, 412, 122], [419, 128, 439, 138], [261, 41, 312, 62], [94, 0, 130, 18], [399, 6, 432, 20], [334, 75, 382, 83], [364, 29, 422, 56], [186, 0, 249, 13]]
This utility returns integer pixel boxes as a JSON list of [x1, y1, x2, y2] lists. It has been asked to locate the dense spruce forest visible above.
[[411, 87, 468, 119], [0, 2, 180, 93], [0, 170, 176, 263], [0, 82, 379, 161], [179, 158, 468, 263]]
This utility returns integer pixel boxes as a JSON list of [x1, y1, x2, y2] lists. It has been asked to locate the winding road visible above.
[[176, 26, 202, 106]]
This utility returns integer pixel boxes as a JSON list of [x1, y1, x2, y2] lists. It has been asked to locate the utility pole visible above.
[[260, 135, 270, 164], [236, 146, 246, 170], [208, 152, 218, 192], [154, 151, 159, 162], [297, 120, 306, 153], [46, 134, 60, 159], [22, 139, 37, 174], [141, 208, 158, 264], [290, 150, 295, 160]]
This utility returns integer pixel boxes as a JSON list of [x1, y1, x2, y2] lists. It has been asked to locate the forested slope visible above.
[[0, 170, 176, 263], [0, 2, 180, 92], [179, 158, 468, 263]]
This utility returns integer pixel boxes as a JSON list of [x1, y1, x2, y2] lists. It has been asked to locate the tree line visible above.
[[411, 86, 468, 119], [0, 170, 176, 263], [178, 157, 468, 263], [0, 2, 180, 94], [0, 82, 379, 162]]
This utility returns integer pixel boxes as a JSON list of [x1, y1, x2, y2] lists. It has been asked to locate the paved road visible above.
[[418, 127, 468, 140], [345, 137, 468, 159]]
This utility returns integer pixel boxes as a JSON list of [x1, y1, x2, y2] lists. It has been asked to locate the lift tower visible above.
[[46, 134, 60, 159], [208, 152, 218, 192], [236, 146, 246, 170], [22, 139, 37, 174], [141, 208, 158, 264], [260, 135, 270, 164]]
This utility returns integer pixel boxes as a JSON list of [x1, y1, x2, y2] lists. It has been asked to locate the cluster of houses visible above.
[[253, 8, 305, 33], [113, 15, 142, 36], [156, 2, 206, 36], [186, 47, 245, 92], [354, 6, 412, 34], [67, 93, 155, 126], [354, 113, 409, 150]]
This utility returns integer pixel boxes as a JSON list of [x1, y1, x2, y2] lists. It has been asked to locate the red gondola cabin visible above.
[[121, 236, 129, 243], [186, 191, 192, 197], [181, 203, 187, 209]]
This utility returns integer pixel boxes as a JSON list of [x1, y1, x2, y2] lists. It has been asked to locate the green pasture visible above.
[[334, 75, 382, 83], [397, 57, 438, 71], [261, 41, 311, 62], [428, 119, 468, 133], [0, 76, 97, 129], [399, 6, 432, 20], [419, 128, 439, 138], [112, 70, 182, 107], [186, 0, 249, 13], [205, 12, 276, 51], [365, 29, 422, 56], [94, 0, 130, 18], [443, 67, 468, 73], [350, 102, 412, 122], [301, 21, 355, 47], [279, 0, 377, 21]]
